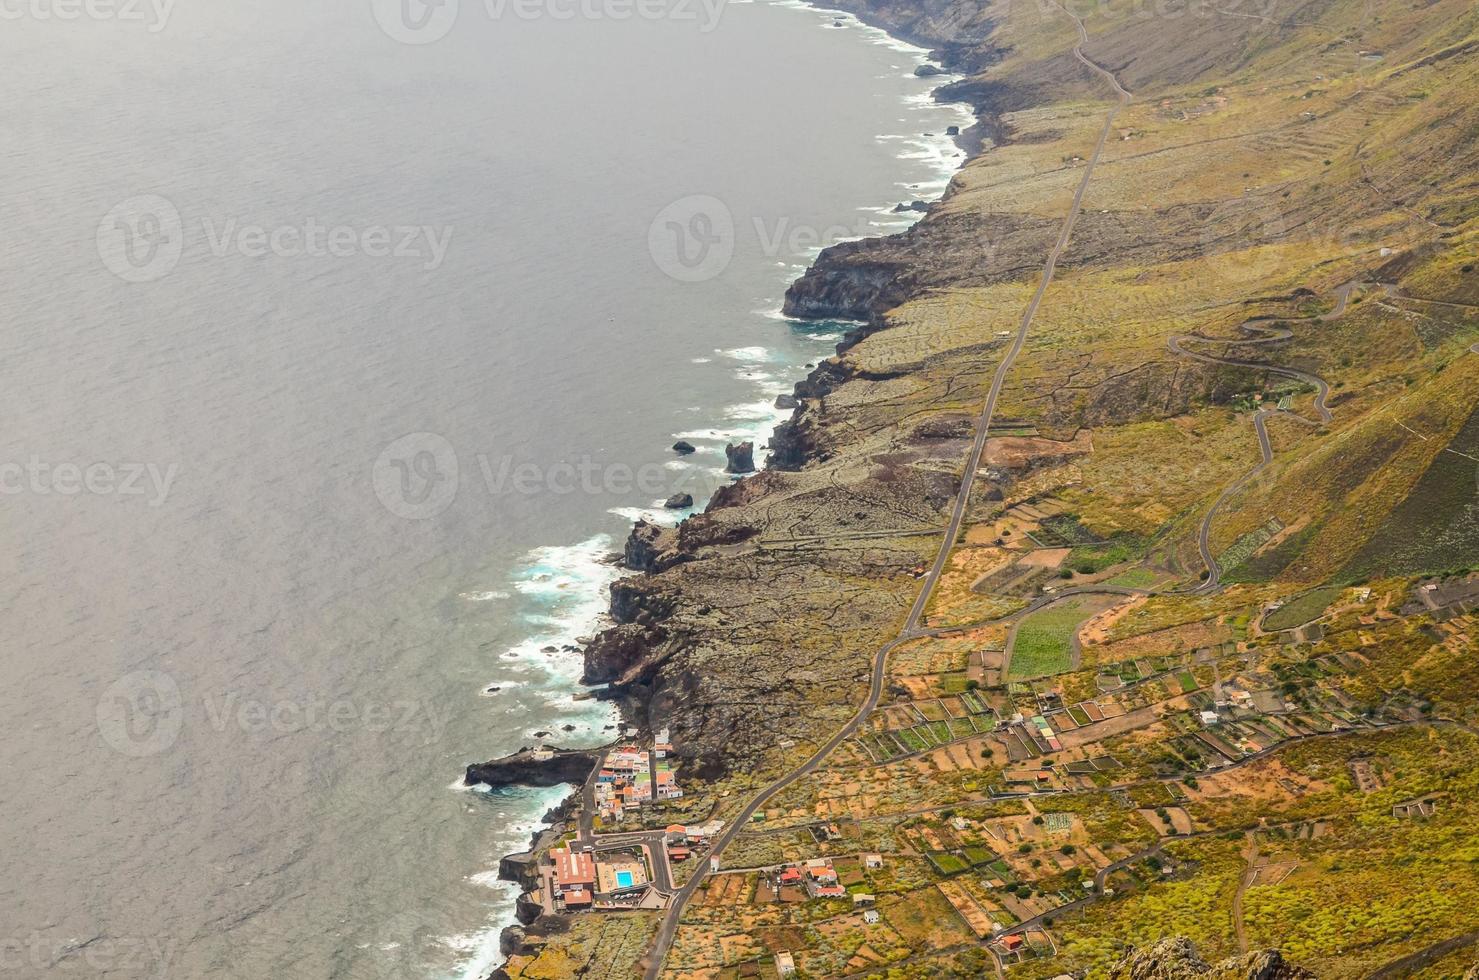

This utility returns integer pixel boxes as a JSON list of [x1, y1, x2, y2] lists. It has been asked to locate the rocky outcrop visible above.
[[672, 440, 696, 455], [609, 576, 678, 624], [664, 492, 694, 509], [774, 393, 799, 410], [623, 519, 687, 572], [464, 747, 599, 790], [581, 622, 669, 684], [724, 441, 755, 473], [1107, 938, 1315, 980]]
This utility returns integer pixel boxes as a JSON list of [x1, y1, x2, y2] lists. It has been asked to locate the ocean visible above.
[[0, 1, 970, 976]]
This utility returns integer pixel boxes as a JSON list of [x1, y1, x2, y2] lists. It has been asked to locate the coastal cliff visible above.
[[479, 0, 1479, 974]]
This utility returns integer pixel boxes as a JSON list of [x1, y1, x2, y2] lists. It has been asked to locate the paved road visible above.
[[1183, 408, 1277, 592], [638, 9, 1133, 976], [1166, 322, 1333, 424], [1166, 301, 1345, 592]]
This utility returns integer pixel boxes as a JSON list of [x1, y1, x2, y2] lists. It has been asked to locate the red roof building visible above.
[[551, 847, 596, 892]]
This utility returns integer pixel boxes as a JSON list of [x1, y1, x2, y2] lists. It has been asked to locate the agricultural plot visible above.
[[1263, 586, 1344, 631], [1008, 597, 1104, 679], [855, 696, 1000, 761]]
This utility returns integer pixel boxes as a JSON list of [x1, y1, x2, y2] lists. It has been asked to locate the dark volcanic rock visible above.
[[1108, 938, 1315, 980], [946, 124, 960, 136], [582, 622, 668, 684], [914, 63, 945, 76], [724, 441, 755, 473], [892, 200, 933, 214], [623, 519, 686, 572], [664, 492, 693, 509], [609, 576, 678, 624], [774, 393, 799, 410], [464, 746, 599, 790], [671, 440, 696, 455], [514, 893, 543, 925]]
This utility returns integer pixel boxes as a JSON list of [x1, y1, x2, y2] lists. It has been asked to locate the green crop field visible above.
[[1263, 586, 1343, 631], [1008, 597, 1098, 679]]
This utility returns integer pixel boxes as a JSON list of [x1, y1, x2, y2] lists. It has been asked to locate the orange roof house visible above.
[[551, 847, 596, 891]]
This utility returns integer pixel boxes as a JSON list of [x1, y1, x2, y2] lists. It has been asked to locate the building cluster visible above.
[[548, 845, 650, 911], [774, 858, 847, 899], [593, 729, 683, 822]]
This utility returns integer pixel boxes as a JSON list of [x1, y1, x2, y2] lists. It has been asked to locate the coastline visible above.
[[463, 3, 999, 976]]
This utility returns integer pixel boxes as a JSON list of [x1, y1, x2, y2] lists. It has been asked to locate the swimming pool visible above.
[[615, 870, 634, 889]]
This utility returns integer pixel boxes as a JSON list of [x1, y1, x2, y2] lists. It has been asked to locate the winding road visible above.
[[639, 8, 1133, 976], [1167, 305, 1342, 591]]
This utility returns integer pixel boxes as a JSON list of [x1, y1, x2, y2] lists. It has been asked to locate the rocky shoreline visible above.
[[466, 5, 1015, 974]]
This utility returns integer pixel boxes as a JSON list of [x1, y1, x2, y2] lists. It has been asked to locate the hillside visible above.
[[488, 1, 1479, 977]]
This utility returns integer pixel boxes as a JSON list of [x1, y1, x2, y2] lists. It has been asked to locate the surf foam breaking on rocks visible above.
[[444, 3, 983, 976]]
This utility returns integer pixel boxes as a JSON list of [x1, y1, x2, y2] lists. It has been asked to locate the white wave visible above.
[[458, 590, 510, 602], [607, 505, 685, 527], [716, 345, 776, 362]]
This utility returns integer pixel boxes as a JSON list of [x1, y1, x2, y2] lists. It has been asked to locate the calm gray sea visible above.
[[0, 1, 969, 976]]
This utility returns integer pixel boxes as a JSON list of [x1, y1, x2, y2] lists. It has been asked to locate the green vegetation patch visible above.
[[1105, 567, 1162, 589], [1218, 517, 1285, 573], [1067, 533, 1150, 575], [1263, 586, 1344, 631], [1034, 514, 1103, 547], [962, 846, 995, 866], [898, 728, 928, 752], [927, 851, 970, 876], [1223, 523, 1319, 584], [1010, 597, 1099, 679]]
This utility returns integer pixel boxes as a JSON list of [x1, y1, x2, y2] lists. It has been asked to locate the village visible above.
[[623, 572, 1479, 977], [528, 728, 711, 918]]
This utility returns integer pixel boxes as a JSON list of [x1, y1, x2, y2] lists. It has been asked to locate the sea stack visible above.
[[725, 441, 755, 473]]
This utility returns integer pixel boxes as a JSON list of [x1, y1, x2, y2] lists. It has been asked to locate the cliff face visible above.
[[463, 747, 599, 790], [488, 0, 1479, 974]]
